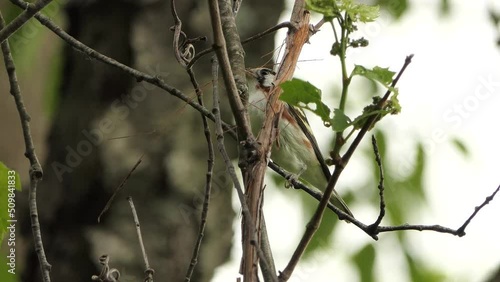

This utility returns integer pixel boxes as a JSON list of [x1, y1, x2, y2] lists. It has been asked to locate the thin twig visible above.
[[187, 21, 293, 69], [377, 182, 499, 235], [0, 0, 53, 44], [312, 18, 326, 33], [210, 56, 254, 275], [0, 11, 51, 282], [241, 22, 295, 45], [98, 154, 144, 223], [369, 135, 385, 230], [171, 0, 188, 67], [271, 157, 500, 240], [268, 161, 352, 221], [127, 197, 154, 282], [259, 214, 278, 281], [171, 0, 206, 67], [91, 254, 121, 282], [183, 62, 215, 281], [455, 184, 500, 236]]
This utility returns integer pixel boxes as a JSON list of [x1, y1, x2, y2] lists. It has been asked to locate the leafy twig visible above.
[[279, 55, 413, 281]]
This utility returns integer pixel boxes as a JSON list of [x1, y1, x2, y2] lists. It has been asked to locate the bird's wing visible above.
[[286, 104, 332, 180]]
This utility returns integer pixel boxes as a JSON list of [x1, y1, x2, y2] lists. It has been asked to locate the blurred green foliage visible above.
[[271, 1, 473, 281], [353, 244, 376, 282], [2, 0, 64, 118]]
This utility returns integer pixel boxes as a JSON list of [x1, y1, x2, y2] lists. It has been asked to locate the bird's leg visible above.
[[284, 164, 307, 189]]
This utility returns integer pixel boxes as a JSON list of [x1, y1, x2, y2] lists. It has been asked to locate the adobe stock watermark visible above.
[[5, 170, 17, 275], [396, 74, 500, 178], [51, 64, 168, 181]]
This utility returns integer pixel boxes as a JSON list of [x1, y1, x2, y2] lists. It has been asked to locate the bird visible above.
[[246, 67, 353, 219]]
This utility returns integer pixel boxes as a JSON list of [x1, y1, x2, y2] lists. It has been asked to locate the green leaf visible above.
[[280, 79, 332, 123], [331, 108, 351, 131], [303, 209, 338, 258], [306, 0, 379, 22], [406, 253, 446, 282], [339, 0, 380, 22], [451, 137, 469, 157], [352, 65, 395, 87], [376, 0, 409, 19], [306, 0, 339, 19], [405, 143, 426, 199], [352, 244, 376, 282], [390, 91, 402, 114]]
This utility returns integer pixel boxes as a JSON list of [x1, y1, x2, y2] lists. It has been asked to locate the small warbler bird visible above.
[[247, 67, 353, 218]]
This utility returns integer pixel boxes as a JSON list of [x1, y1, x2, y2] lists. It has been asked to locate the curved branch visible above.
[[0, 11, 51, 282]]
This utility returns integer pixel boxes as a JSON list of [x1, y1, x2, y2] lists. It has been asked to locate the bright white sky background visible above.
[[213, 1, 500, 281]]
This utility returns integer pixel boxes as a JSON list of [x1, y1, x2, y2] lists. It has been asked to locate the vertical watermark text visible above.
[[6, 170, 17, 275]]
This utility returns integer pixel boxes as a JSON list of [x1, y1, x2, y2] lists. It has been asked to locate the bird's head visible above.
[[247, 68, 276, 89]]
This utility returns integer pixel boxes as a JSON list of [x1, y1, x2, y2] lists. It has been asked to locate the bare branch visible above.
[[210, 56, 268, 281], [208, 0, 252, 139], [183, 60, 216, 282], [0, 0, 52, 44], [455, 184, 500, 236], [171, 0, 206, 67], [0, 11, 51, 282], [376, 182, 499, 236], [369, 135, 386, 230], [259, 215, 278, 282], [272, 154, 500, 240], [127, 197, 154, 282], [98, 155, 144, 223], [208, 0, 272, 280]]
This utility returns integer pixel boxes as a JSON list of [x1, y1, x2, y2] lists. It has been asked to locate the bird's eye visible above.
[[259, 68, 275, 77]]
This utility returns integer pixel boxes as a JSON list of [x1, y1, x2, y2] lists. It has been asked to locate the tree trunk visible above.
[[19, 0, 284, 281]]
